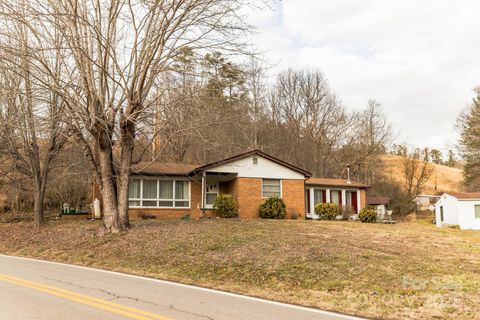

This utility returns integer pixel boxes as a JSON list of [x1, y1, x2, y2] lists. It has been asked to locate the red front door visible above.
[[351, 191, 358, 213]]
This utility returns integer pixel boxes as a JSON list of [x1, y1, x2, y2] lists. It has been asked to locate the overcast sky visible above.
[[247, 1, 480, 154]]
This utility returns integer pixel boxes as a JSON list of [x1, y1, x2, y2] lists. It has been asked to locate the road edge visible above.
[[0, 253, 367, 320]]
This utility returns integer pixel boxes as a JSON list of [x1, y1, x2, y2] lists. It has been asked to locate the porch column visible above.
[[309, 188, 315, 214], [201, 172, 206, 210], [341, 189, 347, 207], [356, 189, 361, 213], [326, 188, 331, 203]]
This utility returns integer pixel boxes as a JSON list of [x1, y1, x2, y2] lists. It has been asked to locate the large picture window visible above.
[[128, 178, 190, 208], [262, 179, 281, 198]]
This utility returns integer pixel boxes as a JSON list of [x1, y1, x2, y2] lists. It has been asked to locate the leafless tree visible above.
[[403, 150, 432, 201], [0, 18, 66, 226], [0, 0, 257, 232]]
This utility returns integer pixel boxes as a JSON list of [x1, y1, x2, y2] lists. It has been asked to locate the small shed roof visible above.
[[367, 196, 391, 205], [448, 192, 480, 200]]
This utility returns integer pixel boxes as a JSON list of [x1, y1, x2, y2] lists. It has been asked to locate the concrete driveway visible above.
[[0, 254, 365, 320]]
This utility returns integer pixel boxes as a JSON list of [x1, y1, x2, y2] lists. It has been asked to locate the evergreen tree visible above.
[[430, 149, 442, 164], [446, 150, 455, 167], [460, 88, 480, 189]]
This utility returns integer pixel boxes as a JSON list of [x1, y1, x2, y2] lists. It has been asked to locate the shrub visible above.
[[359, 208, 377, 223], [314, 203, 340, 220], [213, 194, 238, 218], [259, 197, 286, 219]]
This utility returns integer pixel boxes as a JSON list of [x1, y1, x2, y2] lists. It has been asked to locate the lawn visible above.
[[0, 217, 479, 319]]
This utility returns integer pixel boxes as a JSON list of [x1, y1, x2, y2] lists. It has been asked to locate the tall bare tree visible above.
[[0, 0, 256, 232], [403, 150, 432, 202], [0, 20, 66, 226]]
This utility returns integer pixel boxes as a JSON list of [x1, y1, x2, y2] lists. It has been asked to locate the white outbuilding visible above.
[[435, 192, 480, 230]]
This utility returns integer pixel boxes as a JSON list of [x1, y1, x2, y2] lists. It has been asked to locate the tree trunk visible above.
[[117, 170, 130, 230], [117, 112, 136, 230], [98, 144, 120, 233], [33, 183, 45, 227]]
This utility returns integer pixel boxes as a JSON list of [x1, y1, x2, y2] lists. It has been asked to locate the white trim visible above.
[[356, 190, 361, 213], [201, 172, 205, 210], [0, 254, 365, 320], [309, 188, 314, 214], [341, 189, 347, 207], [204, 181, 220, 209], [261, 178, 282, 198], [128, 177, 191, 209], [326, 188, 331, 203]]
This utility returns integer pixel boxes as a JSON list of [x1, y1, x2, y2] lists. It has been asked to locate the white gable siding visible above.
[[206, 155, 305, 180], [435, 194, 459, 227]]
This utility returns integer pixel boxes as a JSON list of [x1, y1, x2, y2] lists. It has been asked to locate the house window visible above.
[[475, 205, 480, 219], [142, 179, 158, 207], [128, 178, 190, 208], [346, 191, 352, 206], [440, 206, 444, 222], [128, 179, 141, 207], [262, 179, 281, 198], [330, 190, 341, 205], [314, 189, 325, 205]]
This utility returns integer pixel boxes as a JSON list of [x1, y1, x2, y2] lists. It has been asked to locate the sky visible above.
[[246, 0, 480, 155]]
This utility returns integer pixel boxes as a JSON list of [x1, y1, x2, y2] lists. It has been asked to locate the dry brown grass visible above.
[[381, 154, 464, 193], [1, 218, 479, 320]]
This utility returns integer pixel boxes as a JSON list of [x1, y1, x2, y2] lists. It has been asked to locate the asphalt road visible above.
[[0, 254, 365, 320]]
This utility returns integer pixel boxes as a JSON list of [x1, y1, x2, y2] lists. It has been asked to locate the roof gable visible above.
[[193, 150, 311, 177]]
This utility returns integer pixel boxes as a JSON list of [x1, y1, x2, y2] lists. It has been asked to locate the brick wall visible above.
[[360, 189, 367, 210], [282, 179, 306, 219], [230, 177, 305, 219], [233, 178, 263, 218]]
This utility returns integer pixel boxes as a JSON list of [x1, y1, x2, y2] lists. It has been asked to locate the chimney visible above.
[[346, 164, 352, 184]]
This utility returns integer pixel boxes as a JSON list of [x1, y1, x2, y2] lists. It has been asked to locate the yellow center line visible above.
[[0, 273, 172, 320]]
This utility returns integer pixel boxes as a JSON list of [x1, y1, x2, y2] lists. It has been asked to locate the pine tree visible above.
[[460, 88, 480, 189], [430, 149, 442, 164], [446, 150, 455, 167]]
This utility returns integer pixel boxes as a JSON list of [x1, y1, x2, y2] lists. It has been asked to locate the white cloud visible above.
[[246, 0, 480, 152]]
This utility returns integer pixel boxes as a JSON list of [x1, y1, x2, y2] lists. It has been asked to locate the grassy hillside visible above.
[[381, 154, 464, 193]]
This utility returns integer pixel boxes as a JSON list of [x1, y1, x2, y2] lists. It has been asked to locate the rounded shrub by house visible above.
[[314, 203, 340, 220], [259, 196, 286, 219], [359, 208, 377, 223], [213, 194, 238, 218]]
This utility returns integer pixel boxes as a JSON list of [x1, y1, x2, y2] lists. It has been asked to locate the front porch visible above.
[[195, 172, 238, 210], [305, 187, 362, 219]]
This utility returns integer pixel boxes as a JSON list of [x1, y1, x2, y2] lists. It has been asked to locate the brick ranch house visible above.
[[126, 150, 368, 219]]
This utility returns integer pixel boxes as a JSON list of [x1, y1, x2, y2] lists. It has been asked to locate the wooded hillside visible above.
[[381, 154, 464, 194]]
